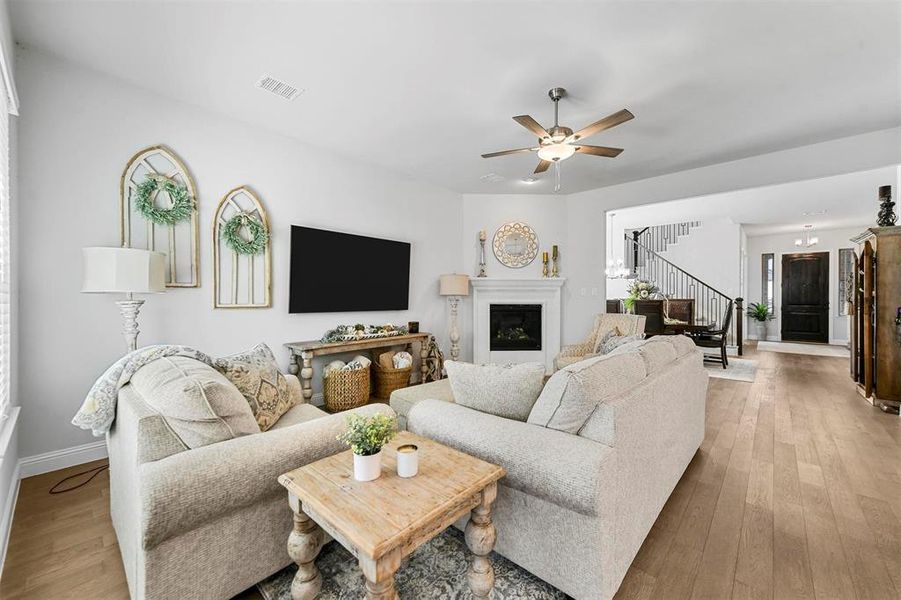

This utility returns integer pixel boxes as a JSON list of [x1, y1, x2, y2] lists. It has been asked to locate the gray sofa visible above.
[[391, 335, 708, 600], [107, 367, 394, 600]]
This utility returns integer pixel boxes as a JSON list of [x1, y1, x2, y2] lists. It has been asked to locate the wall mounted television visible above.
[[289, 226, 411, 313]]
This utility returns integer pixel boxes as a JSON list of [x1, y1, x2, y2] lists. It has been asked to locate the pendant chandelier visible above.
[[794, 224, 819, 248], [605, 213, 631, 278]]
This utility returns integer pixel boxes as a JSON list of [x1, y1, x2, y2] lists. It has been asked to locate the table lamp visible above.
[[439, 273, 469, 361], [82, 247, 166, 352]]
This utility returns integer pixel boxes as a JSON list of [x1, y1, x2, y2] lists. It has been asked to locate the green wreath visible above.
[[134, 175, 195, 226], [221, 213, 269, 255]]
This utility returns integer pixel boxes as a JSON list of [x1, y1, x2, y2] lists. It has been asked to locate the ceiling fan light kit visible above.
[[482, 87, 633, 192]]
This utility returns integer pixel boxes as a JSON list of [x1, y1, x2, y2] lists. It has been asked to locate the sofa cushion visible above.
[[214, 343, 296, 431], [527, 352, 647, 433], [444, 361, 545, 421], [130, 356, 259, 449]]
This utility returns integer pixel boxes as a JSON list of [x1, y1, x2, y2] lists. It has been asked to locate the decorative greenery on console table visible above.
[[320, 323, 409, 343], [221, 212, 270, 255], [134, 174, 195, 226]]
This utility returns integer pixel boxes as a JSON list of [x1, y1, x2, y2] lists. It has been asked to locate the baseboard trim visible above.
[[0, 461, 20, 573], [19, 440, 108, 478]]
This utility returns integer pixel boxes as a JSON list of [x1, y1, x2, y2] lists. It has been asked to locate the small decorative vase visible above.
[[353, 451, 382, 482], [755, 321, 767, 341]]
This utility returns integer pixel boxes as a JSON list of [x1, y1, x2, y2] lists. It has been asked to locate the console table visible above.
[[285, 332, 432, 404]]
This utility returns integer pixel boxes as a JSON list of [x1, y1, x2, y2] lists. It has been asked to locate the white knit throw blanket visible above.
[[72, 345, 214, 437]]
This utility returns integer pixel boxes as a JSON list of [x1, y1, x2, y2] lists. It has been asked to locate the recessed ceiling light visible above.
[[480, 173, 505, 183], [522, 177, 538, 184], [255, 74, 304, 101], [802, 209, 827, 216]]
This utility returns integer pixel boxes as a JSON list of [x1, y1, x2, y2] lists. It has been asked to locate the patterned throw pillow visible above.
[[214, 343, 295, 431], [592, 327, 622, 354], [600, 334, 645, 355]]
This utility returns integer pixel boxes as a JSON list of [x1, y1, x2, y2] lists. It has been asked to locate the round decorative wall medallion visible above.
[[493, 222, 539, 268]]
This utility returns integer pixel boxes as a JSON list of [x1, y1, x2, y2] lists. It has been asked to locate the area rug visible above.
[[705, 357, 758, 382], [257, 527, 569, 599], [757, 341, 849, 358]]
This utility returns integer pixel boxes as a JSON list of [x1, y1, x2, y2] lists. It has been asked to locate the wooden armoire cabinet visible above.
[[850, 227, 901, 412]]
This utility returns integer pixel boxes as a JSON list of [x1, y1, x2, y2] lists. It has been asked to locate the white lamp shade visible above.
[[439, 273, 469, 297], [82, 247, 166, 294]]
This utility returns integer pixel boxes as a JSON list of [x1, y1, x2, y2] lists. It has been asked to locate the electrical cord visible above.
[[48, 462, 109, 495]]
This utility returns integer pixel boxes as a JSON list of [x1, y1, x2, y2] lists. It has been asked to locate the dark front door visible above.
[[781, 252, 829, 343]]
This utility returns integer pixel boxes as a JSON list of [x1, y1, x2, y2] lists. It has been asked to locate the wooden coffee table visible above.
[[278, 431, 506, 600]]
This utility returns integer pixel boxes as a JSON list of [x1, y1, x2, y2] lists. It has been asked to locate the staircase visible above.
[[622, 232, 741, 350], [623, 221, 701, 257]]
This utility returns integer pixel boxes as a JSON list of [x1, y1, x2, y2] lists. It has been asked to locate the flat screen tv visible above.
[[289, 226, 410, 313]]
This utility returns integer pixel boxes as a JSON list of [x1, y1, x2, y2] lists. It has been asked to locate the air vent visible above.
[[255, 74, 303, 101], [480, 173, 505, 183]]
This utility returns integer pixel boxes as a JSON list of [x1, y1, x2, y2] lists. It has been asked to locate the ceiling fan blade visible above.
[[571, 109, 634, 141], [481, 147, 538, 159], [513, 115, 550, 140], [534, 159, 552, 174], [575, 145, 624, 157]]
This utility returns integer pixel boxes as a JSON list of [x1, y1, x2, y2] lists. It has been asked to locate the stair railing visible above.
[[623, 235, 742, 352]]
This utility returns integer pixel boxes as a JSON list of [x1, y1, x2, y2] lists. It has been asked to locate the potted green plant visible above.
[[337, 412, 397, 481], [746, 302, 773, 340]]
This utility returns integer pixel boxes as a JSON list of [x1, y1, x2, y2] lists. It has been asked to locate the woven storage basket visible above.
[[372, 362, 413, 400], [323, 367, 370, 412]]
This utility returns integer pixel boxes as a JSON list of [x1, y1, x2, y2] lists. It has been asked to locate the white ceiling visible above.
[[10, 1, 901, 195], [611, 165, 899, 236]]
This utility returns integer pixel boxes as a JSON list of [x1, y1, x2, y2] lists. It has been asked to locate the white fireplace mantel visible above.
[[471, 278, 565, 373]]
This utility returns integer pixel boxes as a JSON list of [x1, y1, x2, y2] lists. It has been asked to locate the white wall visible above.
[[605, 217, 743, 302], [15, 48, 463, 459], [745, 226, 864, 344]]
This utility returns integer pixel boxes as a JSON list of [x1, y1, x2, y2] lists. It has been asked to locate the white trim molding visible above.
[[0, 460, 18, 572], [19, 440, 107, 478]]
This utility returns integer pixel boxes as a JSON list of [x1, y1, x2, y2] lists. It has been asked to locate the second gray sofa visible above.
[[391, 335, 708, 600]]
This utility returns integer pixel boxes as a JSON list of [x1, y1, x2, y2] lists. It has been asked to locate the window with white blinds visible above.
[[0, 71, 10, 422]]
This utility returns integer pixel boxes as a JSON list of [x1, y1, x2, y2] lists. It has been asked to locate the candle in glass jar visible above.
[[396, 444, 419, 478], [552, 245, 558, 260], [479, 230, 487, 242]]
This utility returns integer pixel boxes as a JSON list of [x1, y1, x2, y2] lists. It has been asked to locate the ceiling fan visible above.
[[481, 87, 633, 191]]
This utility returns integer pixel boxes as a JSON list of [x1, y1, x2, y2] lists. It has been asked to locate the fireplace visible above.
[[490, 304, 542, 351]]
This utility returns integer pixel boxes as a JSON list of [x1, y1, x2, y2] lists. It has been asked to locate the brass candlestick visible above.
[[477, 230, 487, 277], [551, 245, 559, 277], [542, 251, 549, 278]]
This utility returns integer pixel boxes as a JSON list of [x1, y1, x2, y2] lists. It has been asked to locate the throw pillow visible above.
[[130, 356, 259, 449], [600, 333, 645, 355], [444, 361, 545, 421], [214, 343, 296, 431], [592, 327, 622, 354], [527, 352, 647, 434]]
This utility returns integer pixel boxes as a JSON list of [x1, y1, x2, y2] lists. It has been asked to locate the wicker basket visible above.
[[371, 362, 413, 400], [323, 367, 370, 412]]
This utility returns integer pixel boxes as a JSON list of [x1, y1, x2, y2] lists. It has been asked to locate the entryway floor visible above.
[[757, 340, 849, 358]]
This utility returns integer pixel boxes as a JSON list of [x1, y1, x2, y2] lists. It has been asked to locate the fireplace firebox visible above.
[[489, 304, 542, 351]]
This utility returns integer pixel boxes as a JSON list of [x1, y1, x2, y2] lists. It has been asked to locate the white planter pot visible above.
[[353, 451, 382, 482], [755, 321, 767, 340]]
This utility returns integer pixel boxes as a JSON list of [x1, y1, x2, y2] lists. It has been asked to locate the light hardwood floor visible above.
[[1, 346, 899, 599]]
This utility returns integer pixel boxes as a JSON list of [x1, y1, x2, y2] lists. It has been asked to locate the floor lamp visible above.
[[439, 273, 469, 362], [82, 247, 166, 352]]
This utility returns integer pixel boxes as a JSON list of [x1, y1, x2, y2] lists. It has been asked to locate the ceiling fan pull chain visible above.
[[554, 161, 562, 193]]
